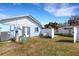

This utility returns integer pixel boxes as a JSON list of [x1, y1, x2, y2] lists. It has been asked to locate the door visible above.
[[22, 27, 30, 37]]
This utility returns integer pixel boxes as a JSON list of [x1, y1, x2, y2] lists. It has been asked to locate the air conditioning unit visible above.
[[0, 32, 10, 41]]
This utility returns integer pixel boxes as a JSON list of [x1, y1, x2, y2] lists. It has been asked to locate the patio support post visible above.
[[15, 25, 21, 43]]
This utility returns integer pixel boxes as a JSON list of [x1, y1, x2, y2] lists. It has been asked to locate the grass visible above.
[[0, 41, 9, 46], [1, 35, 79, 56]]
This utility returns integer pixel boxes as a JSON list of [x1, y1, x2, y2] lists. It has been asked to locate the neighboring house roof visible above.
[[58, 26, 74, 29], [0, 15, 42, 28]]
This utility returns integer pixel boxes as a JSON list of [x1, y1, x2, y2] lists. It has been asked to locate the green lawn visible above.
[[1, 35, 79, 56]]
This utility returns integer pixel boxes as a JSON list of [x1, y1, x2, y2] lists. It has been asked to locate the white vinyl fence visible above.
[[41, 28, 54, 38], [74, 27, 79, 43], [55, 27, 77, 43]]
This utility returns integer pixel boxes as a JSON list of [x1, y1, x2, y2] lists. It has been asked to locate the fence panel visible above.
[[41, 28, 54, 38]]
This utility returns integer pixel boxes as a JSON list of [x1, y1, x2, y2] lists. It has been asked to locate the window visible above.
[[27, 27, 30, 35], [64, 28, 67, 30], [35, 27, 39, 32]]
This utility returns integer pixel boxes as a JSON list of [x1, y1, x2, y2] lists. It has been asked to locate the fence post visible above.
[[74, 27, 77, 43], [51, 29, 54, 38]]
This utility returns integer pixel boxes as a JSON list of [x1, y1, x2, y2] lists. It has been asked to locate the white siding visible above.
[[3, 17, 41, 37], [57, 28, 74, 36], [30, 26, 41, 37]]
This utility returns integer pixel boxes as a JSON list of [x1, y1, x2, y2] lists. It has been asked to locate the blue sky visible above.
[[0, 3, 79, 25]]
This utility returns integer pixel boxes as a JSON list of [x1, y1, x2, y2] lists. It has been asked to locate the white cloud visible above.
[[44, 4, 56, 13], [44, 4, 78, 17], [0, 14, 9, 19], [55, 6, 78, 16]]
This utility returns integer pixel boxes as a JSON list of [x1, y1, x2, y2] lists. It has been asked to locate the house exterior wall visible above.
[[30, 26, 41, 37], [3, 17, 41, 37], [57, 28, 74, 36]]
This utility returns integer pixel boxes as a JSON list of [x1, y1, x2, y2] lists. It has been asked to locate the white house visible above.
[[0, 15, 42, 38], [55, 26, 74, 36]]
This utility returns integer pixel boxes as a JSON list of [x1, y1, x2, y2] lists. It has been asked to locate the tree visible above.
[[44, 22, 60, 29], [68, 16, 79, 26], [44, 24, 48, 28]]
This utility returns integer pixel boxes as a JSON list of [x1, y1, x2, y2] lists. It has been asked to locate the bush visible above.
[[10, 38, 16, 42]]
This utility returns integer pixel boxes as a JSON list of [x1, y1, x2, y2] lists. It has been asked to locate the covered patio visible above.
[[0, 23, 29, 42]]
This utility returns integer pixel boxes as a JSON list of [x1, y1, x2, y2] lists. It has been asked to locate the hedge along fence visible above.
[[40, 28, 54, 38]]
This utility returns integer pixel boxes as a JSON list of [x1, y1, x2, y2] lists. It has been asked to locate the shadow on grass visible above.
[[56, 40, 73, 43], [55, 34, 73, 37], [39, 36, 51, 39]]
